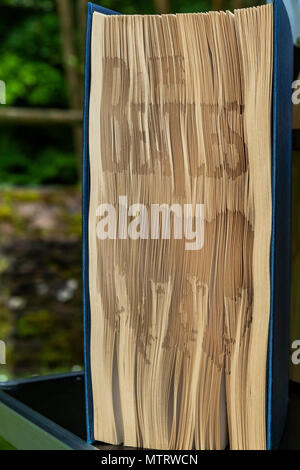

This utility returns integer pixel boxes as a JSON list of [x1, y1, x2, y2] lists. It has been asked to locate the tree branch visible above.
[[153, 0, 171, 14], [56, 0, 83, 177], [0, 107, 82, 125]]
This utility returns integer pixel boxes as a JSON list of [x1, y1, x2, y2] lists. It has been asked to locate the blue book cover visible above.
[[82, 1, 293, 449]]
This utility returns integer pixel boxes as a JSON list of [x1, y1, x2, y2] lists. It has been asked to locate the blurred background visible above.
[[0, 0, 282, 382]]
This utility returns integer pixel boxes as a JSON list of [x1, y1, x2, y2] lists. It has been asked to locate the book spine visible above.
[[82, 2, 120, 445], [267, 0, 293, 450]]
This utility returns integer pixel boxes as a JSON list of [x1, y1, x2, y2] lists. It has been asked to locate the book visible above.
[[82, 0, 293, 450]]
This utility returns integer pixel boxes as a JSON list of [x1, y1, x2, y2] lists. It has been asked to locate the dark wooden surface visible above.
[[1, 372, 299, 450]]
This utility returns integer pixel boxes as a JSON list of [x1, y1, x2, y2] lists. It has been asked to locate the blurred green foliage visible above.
[[0, 135, 77, 185], [0, 1, 66, 108], [0, 0, 74, 185], [0, 15, 65, 106], [0, 128, 77, 185]]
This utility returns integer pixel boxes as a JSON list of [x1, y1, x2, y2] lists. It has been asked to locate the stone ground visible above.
[[0, 187, 83, 380]]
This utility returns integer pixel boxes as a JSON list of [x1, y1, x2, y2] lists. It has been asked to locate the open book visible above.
[[82, 1, 293, 450]]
